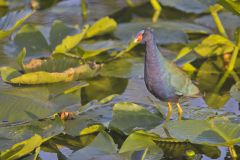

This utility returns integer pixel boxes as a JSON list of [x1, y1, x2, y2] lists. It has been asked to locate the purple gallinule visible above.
[[134, 28, 200, 121]]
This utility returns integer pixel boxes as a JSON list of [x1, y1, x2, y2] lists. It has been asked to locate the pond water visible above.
[[0, 0, 240, 160]]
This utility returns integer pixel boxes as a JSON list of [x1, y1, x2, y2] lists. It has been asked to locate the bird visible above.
[[134, 28, 200, 122]]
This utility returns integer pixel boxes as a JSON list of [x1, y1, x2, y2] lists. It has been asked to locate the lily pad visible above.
[[194, 34, 235, 57], [53, 25, 89, 54], [194, 12, 240, 37], [69, 131, 122, 160], [196, 58, 223, 92], [120, 131, 164, 159], [80, 40, 123, 59], [167, 118, 240, 146], [50, 20, 78, 50], [109, 102, 162, 134], [158, 0, 216, 14], [0, 9, 33, 39], [2, 63, 100, 84], [115, 21, 211, 44], [119, 131, 161, 153], [0, 134, 42, 160], [85, 16, 117, 39], [0, 118, 63, 151], [82, 77, 128, 103], [100, 57, 144, 78], [14, 24, 50, 57], [0, 81, 83, 122]]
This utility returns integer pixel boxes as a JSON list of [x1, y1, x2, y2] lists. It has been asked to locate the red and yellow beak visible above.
[[134, 30, 145, 43]]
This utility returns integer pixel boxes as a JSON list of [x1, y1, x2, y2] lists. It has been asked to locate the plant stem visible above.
[[231, 71, 240, 82], [81, 0, 87, 19], [210, 5, 228, 38], [150, 0, 161, 11], [152, 10, 161, 23], [227, 45, 239, 72], [150, 0, 161, 23], [229, 145, 238, 159], [227, 29, 240, 74], [214, 71, 229, 93], [141, 147, 149, 160]]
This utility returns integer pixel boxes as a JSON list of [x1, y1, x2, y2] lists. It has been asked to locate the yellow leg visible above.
[[163, 102, 173, 131], [166, 102, 173, 122], [176, 103, 183, 120]]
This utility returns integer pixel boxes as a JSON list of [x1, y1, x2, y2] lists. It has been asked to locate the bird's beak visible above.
[[134, 30, 144, 43]]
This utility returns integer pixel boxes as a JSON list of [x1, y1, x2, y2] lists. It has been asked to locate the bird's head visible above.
[[134, 28, 154, 44]]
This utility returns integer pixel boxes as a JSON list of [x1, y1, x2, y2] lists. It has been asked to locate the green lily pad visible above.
[[115, 21, 211, 44], [14, 24, 50, 56], [119, 131, 161, 153], [196, 58, 223, 92], [80, 40, 123, 59], [85, 16, 117, 39], [69, 131, 122, 160], [0, 9, 33, 39], [50, 20, 78, 50], [194, 34, 235, 57], [167, 118, 240, 146], [109, 102, 162, 134], [9, 71, 68, 84], [82, 77, 127, 103], [2, 63, 100, 84], [119, 131, 164, 159], [0, 118, 63, 151], [0, 134, 42, 160], [0, 81, 83, 122], [204, 93, 230, 108], [100, 57, 144, 78], [194, 12, 240, 36], [53, 25, 89, 54], [63, 116, 103, 137], [158, 0, 216, 13]]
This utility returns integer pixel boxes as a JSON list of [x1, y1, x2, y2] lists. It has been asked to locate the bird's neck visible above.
[[145, 38, 165, 67]]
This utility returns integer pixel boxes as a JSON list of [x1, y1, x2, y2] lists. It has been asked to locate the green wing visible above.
[[166, 62, 200, 97]]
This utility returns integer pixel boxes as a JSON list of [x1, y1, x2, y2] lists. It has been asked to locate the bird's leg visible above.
[[166, 102, 173, 122], [163, 102, 173, 128], [176, 103, 183, 120]]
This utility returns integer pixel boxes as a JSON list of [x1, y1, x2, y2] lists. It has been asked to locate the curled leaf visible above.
[[0, 9, 33, 39], [53, 25, 89, 54], [9, 63, 102, 84], [85, 16, 117, 38], [194, 34, 235, 57]]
